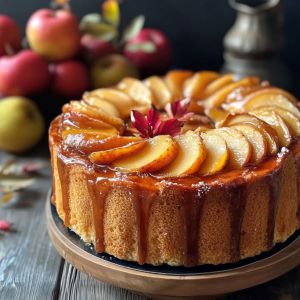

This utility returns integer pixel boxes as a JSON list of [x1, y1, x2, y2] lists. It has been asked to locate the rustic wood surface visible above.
[[1, 145, 300, 300]]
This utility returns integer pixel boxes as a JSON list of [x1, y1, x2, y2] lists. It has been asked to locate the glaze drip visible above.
[[266, 168, 283, 248], [132, 185, 156, 265], [87, 177, 110, 252], [57, 154, 71, 226], [181, 188, 207, 267], [296, 158, 300, 225], [226, 185, 247, 261]]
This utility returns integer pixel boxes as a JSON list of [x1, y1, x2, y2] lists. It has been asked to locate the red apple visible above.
[[124, 28, 172, 75], [0, 50, 50, 97], [26, 9, 81, 61], [49, 60, 90, 98], [0, 15, 22, 57], [90, 54, 139, 88], [80, 34, 119, 63]]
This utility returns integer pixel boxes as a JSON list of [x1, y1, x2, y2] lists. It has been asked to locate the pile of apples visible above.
[[0, 0, 172, 99], [0, 0, 172, 153]]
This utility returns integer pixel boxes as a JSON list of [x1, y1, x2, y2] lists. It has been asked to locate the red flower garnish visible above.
[[165, 98, 194, 121], [0, 219, 10, 231], [131, 109, 183, 138]]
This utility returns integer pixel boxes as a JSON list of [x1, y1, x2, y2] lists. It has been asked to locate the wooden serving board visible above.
[[46, 200, 300, 300]]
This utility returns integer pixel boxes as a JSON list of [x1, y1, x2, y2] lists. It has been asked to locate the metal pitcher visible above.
[[222, 0, 291, 88]]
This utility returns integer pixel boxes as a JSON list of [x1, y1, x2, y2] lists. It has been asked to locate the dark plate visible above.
[[51, 202, 300, 276]]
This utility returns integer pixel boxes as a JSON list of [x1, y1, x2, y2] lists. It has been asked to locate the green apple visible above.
[[90, 54, 139, 88], [0, 97, 45, 153]]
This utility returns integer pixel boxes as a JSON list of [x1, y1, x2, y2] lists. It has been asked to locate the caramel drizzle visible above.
[[266, 169, 283, 249], [132, 186, 156, 265], [181, 189, 206, 267], [87, 177, 109, 252], [57, 154, 71, 226], [226, 185, 247, 261], [296, 159, 300, 225]]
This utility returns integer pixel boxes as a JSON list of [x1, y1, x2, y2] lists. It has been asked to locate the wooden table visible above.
[[1, 145, 300, 300]]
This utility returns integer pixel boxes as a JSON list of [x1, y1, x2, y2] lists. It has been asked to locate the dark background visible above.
[[0, 0, 299, 94]]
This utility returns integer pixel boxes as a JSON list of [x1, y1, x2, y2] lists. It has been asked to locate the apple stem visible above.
[[4, 43, 15, 56], [50, 0, 71, 11]]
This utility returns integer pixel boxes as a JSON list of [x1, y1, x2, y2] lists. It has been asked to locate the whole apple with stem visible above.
[[124, 28, 172, 75], [0, 15, 22, 57], [0, 96, 45, 153], [49, 60, 90, 98], [26, 8, 81, 61], [0, 50, 50, 97], [90, 54, 139, 88], [80, 34, 119, 63]]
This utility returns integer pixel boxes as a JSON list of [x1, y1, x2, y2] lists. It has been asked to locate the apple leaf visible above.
[[80, 13, 118, 41], [102, 0, 120, 27], [121, 15, 145, 44], [125, 42, 156, 53]]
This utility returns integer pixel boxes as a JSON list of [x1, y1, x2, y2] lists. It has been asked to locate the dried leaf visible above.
[[121, 15, 145, 44], [131, 108, 183, 138], [102, 0, 120, 26], [165, 99, 194, 121], [0, 177, 34, 193], [22, 162, 47, 174], [0, 192, 14, 206], [0, 159, 17, 174], [0, 219, 10, 231]]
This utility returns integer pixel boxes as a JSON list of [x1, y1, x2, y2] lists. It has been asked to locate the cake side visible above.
[[50, 131, 300, 266]]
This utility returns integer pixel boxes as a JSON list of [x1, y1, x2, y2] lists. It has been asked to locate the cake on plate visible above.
[[49, 71, 300, 267]]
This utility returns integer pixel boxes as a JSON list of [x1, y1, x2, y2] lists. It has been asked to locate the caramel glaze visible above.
[[49, 116, 300, 266]]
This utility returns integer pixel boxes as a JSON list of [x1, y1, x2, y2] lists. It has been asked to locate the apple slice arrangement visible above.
[[59, 70, 300, 177], [0, 0, 172, 153]]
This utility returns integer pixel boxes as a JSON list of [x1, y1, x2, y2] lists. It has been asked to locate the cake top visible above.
[[57, 71, 300, 178]]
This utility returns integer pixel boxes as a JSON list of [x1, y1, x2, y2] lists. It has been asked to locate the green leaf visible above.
[[80, 13, 118, 41], [80, 13, 102, 31], [121, 15, 145, 44], [125, 41, 156, 53]]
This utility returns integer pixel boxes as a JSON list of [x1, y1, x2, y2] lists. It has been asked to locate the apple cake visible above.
[[49, 71, 300, 267]]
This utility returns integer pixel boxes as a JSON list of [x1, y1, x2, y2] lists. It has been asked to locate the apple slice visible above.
[[183, 71, 219, 100], [205, 107, 229, 125], [198, 132, 229, 175], [250, 109, 292, 147], [64, 135, 143, 154], [89, 140, 147, 164], [165, 70, 193, 99], [211, 127, 251, 169], [258, 106, 300, 137], [117, 77, 153, 109], [113, 135, 178, 172], [203, 73, 234, 97], [231, 124, 267, 163], [62, 127, 117, 140], [219, 113, 278, 155], [84, 88, 136, 118], [158, 131, 206, 177], [204, 77, 260, 108], [225, 83, 269, 104], [242, 88, 300, 119], [144, 76, 174, 109], [63, 110, 115, 130], [86, 97, 120, 117], [66, 101, 124, 128]]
